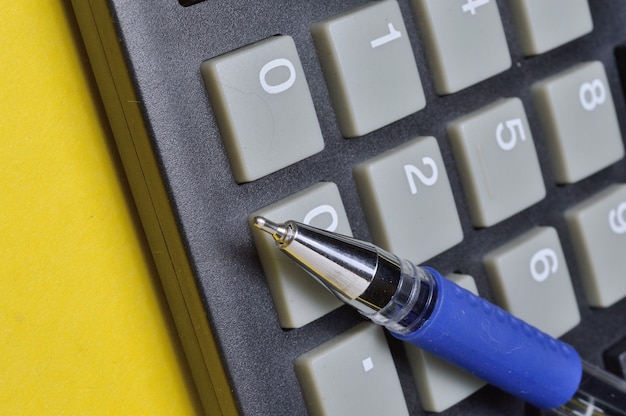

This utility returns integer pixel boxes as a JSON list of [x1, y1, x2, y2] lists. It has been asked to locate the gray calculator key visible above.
[[404, 273, 486, 412], [353, 136, 463, 265], [295, 323, 409, 416], [448, 98, 545, 227], [484, 227, 580, 338], [532, 61, 625, 184], [202, 35, 324, 183], [565, 184, 626, 307], [249, 183, 346, 328], [508, 0, 593, 56], [311, 0, 426, 137], [410, 0, 511, 94]]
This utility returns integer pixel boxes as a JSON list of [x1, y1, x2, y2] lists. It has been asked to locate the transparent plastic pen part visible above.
[[546, 362, 626, 416], [350, 254, 437, 336]]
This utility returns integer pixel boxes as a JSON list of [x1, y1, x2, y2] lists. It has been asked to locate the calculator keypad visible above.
[[310, 0, 426, 137], [232, 0, 625, 413]]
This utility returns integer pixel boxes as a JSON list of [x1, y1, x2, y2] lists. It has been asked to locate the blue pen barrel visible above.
[[392, 268, 582, 409]]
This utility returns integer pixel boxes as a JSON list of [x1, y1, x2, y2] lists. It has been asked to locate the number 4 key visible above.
[[462, 0, 490, 15]]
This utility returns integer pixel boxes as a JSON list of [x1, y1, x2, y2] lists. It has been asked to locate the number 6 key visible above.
[[484, 226, 580, 338]]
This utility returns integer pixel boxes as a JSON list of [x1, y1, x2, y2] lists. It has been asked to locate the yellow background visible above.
[[0, 2, 201, 414]]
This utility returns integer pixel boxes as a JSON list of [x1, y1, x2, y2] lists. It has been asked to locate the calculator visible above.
[[71, 0, 626, 414]]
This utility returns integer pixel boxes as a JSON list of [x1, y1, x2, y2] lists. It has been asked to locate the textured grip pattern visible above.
[[393, 268, 582, 409]]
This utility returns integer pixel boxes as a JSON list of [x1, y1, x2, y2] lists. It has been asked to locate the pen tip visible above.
[[253, 216, 273, 232], [253, 216, 290, 244]]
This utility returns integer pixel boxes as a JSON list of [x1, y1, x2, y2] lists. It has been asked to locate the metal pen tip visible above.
[[253, 216, 279, 233], [253, 216, 291, 245]]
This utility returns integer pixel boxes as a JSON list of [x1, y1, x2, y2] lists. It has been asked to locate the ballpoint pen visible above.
[[252, 217, 626, 412]]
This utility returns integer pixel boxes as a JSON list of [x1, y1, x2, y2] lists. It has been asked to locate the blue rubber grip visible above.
[[393, 268, 582, 409]]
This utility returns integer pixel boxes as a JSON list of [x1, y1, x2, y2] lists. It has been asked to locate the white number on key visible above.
[[496, 118, 526, 151], [259, 58, 296, 94], [370, 23, 402, 48], [579, 78, 606, 111], [462, 0, 490, 15], [404, 157, 439, 195], [303, 204, 339, 232], [362, 357, 374, 373], [608, 201, 626, 235], [530, 248, 558, 282], [572, 398, 606, 416]]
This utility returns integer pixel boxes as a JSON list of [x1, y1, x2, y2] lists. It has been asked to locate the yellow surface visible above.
[[0, 2, 201, 414]]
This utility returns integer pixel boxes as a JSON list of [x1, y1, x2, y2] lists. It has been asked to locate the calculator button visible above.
[[310, 0, 426, 137], [508, 0, 593, 56], [532, 61, 624, 184], [295, 323, 409, 416], [484, 227, 580, 338], [448, 98, 545, 227], [249, 183, 346, 328], [404, 274, 486, 412], [565, 184, 626, 308], [410, 0, 511, 94], [353, 136, 463, 265], [201, 35, 324, 183]]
